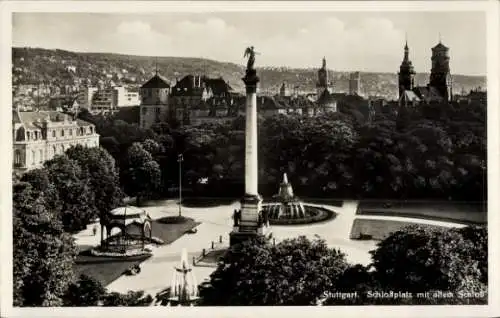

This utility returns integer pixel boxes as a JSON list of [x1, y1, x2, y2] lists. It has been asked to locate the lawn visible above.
[[74, 218, 200, 286], [356, 200, 486, 225], [350, 218, 457, 241], [74, 253, 152, 286]]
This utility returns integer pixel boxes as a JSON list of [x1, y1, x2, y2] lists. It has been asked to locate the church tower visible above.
[[398, 39, 416, 99], [316, 57, 330, 97], [279, 82, 288, 97], [430, 38, 451, 101]]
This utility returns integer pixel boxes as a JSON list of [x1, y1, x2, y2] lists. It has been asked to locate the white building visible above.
[[114, 86, 140, 107], [12, 110, 100, 173]]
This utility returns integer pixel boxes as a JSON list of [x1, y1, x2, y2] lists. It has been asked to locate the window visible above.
[[142, 107, 147, 114], [61, 130, 65, 137], [156, 107, 160, 113], [14, 150, 22, 166], [69, 129, 73, 136], [39, 149, 43, 163], [31, 150, 36, 165], [26, 132, 30, 141], [53, 145, 57, 156], [52, 130, 56, 138]]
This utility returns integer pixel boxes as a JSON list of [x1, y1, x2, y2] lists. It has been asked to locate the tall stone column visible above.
[[229, 66, 271, 247]]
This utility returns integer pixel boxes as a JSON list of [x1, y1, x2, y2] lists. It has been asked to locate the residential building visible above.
[[114, 86, 140, 107], [77, 86, 98, 109], [91, 89, 117, 114], [12, 110, 99, 173]]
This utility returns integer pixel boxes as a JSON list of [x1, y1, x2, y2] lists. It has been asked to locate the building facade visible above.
[[114, 86, 140, 107], [349, 72, 361, 96], [170, 75, 234, 125], [12, 110, 100, 173], [77, 86, 98, 109]]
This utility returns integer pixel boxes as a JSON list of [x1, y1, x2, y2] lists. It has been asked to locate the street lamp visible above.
[[177, 154, 183, 217]]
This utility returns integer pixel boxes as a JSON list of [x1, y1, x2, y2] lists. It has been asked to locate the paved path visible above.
[[105, 200, 378, 296], [89, 199, 468, 298]]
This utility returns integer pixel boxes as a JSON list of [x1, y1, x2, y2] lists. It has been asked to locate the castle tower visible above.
[[139, 70, 171, 129], [398, 39, 416, 99], [430, 38, 451, 101], [349, 72, 361, 96], [316, 57, 330, 97]]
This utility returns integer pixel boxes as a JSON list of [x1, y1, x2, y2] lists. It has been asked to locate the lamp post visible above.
[[177, 154, 183, 217]]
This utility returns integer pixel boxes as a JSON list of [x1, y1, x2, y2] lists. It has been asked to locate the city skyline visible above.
[[13, 11, 486, 76]]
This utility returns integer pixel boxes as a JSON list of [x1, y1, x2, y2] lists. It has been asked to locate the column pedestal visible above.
[[230, 194, 271, 246]]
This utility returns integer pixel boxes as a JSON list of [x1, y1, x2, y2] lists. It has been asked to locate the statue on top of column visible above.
[[244, 46, 259, 72]]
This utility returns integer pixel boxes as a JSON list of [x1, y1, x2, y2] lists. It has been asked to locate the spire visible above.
[[155, 57, 159, 75], [404, 32, 408, 49], [438, 32, 442, 44], [322, 56, 326, 69], [403, 37, 409, 61]]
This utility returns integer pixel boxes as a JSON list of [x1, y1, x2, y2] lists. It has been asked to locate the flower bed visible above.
[[157, 216, 192, 224], [90, 248, 153, 258]]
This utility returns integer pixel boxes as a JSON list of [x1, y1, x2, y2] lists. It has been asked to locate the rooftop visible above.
[[141, 74, 171, 89]]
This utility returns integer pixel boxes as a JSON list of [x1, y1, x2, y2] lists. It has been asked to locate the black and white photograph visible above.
[[1, 1, 498, 317]]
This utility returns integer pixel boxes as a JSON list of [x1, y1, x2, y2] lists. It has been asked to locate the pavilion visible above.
[[101, 206, 153, 253]]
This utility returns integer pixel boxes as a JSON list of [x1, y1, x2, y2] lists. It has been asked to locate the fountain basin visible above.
[[263, 203, 336, 226]]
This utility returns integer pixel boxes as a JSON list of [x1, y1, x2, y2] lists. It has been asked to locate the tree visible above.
[[102, 291, 153, 306], [13, 182, 77, 306], [62, 274, 154, 306], [122, 143, 162, 205], [370, 225, 483, 294], [199, 236, 348, 306], [63, 274, 106, 306], [44, 155, 96, 232], [65, 145, 124, 241]]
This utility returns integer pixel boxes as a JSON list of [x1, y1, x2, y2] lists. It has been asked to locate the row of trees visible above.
[[79, 98, 485, 202], [200, 225, 487, 306], [13, 145, 154, 306]]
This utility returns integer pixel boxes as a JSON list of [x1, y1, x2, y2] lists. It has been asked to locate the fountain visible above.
[[167, 248, 199, 306], [262, 173, 336, 225]]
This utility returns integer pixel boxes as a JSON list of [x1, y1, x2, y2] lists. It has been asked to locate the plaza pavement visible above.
[[74, 199, 466, 298]]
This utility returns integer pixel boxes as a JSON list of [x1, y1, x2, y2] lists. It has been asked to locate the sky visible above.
[[12, 11, 487, 76]]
